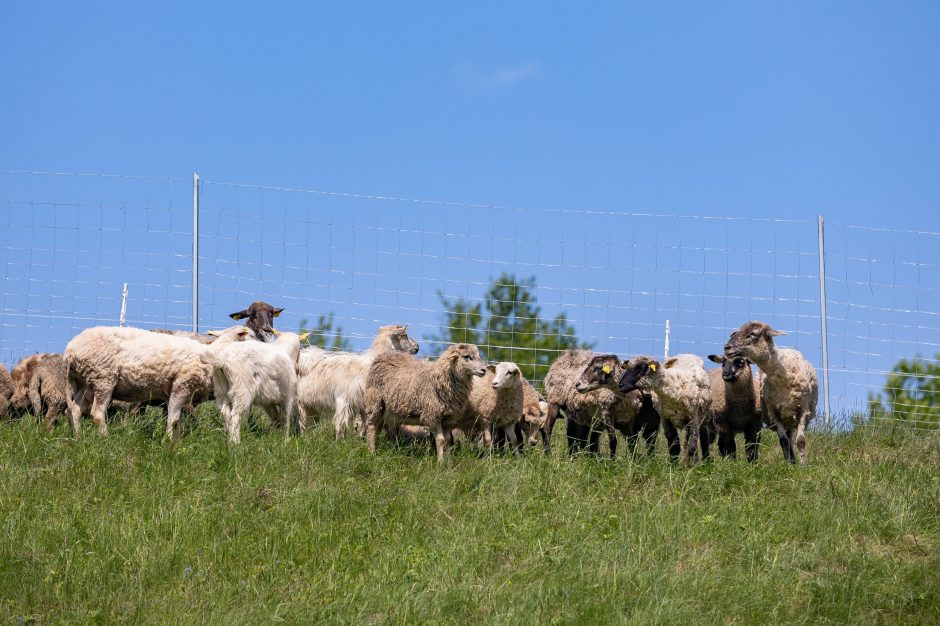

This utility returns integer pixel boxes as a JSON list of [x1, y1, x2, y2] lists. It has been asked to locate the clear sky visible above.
[[2, 3, 939, 424], [2, 2, 939, 227]]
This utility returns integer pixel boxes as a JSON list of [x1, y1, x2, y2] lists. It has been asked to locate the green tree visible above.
[[867, 354, 940, 429], [299, 313, 352, 351], [430, 274, 593, 384]]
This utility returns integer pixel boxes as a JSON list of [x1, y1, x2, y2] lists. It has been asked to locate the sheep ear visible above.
[[206, 330, 222, 336], [621, 360, 630, 368], [229, 309, 249, 321], [273, 307, 284, 318], [486, 364, 496, 373], [768, 328, 786, 337], [707, 354, 725, 364], [664, 358, 678, 369]]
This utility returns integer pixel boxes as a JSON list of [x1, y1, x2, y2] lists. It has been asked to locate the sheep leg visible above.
[[698, 425, 712, 461], [607, 426, 618, 459], [432, 422, 449, 462], [566, 419, 587, 455], [45, 405, 59, 431], [504, 425, 521, 457], [641, 418, 659, 457], [165, 392, 189, 442], [795, 412, 810, 465], [743, 426, 760, 463], [663, 420, 681, 462], [65, 378, 88, 436], [775, 423, 795, 464], [333, 397, 352, 440], [717, 432, 737, 459], [544, 403, 561, 456], [89, 388, 112, 436], [538, 426, 550, 454], [482, 424, 494, 454], [28, 377, 43, 419]]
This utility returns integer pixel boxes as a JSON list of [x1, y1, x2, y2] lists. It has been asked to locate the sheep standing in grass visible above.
[[614, 354, 712, 462], [64, 326, 252, 438], [571, 354, 661, 457], [10, 354, 56, 414], [519, 379, 549, 450], [296, 325, 419, 438], [706, 354, 763, 462], [28, 354, 67, 430], [461, 362, 525, 455], [544, 350, 625, 457], [201, 331, 305, 444], [0, 364, 12, 418], [723, 321, 818, 464], [364, 343, 487, 462]]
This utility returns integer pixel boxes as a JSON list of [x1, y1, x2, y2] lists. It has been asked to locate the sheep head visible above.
[[229, 301, 283, 338], [444, 343, 487, 378], [708, 354, 752, 382], [377, 324, 420, 355], [618, 356, 663, 394], [723, 321, 785, 364], [490, 362, 522, 389], [575, 354, 620, 393]]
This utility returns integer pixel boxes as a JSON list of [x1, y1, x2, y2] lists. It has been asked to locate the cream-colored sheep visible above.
[[201, 331, 305, 444], [64, 325, 252, 438], [519, 379, 549, 450], [617, 354, 711, 462], [460, 362, 525, 454], [28, 354, 67, 430], [296, 324, 419, 438], [0, 364, 12, 418], [724, 321, 818, 464], [10, 353, 56, 414], [364, 343, 486, 462]]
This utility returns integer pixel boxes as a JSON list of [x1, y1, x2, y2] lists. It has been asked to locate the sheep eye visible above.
[[463, 355, 472, 360]]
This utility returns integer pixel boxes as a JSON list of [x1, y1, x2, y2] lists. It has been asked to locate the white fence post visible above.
[[817, 215, 832, 429], [664, 319, 670, 360], [119, 283, 128, 327], [192, 172, 200, 333]]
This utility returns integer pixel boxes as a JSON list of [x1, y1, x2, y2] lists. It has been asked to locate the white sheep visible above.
[[296, 324, 419, 438], [616, 354, 712, 462], [63, 325, 252, 438], [723, 321, 818, 464], [461, 362, 525, 454], [364, 343, 487, 462], [200, 331, 305, 444]]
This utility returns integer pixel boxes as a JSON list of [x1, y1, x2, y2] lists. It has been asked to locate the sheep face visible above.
[[385, 326, 420, 355], [446, 343, 487, 378], [723, 321, 785, 363], [490, 362, 521, 389], [229, 301, 283, 338], [618, 356, 660, 394], [708, 354, 751, 382], [574, 354, 620, 393]]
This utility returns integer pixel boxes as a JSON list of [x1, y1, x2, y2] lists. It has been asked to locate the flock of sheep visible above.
[[0, 300, 819, 464]]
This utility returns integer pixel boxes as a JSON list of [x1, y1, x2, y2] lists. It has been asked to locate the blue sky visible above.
[[2, 3, 939, 423]]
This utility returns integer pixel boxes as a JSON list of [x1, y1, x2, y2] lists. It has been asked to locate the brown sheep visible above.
[[229, 301, 284, 339], [28, 354, 67, 430], [0, 364, 12, 418], [706, 354, 763, 462]]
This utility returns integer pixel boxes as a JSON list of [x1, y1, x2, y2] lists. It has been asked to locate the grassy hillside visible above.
[[1, 409, 938, 624]]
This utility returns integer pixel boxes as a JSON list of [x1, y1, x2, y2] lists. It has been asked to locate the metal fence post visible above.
[[193, 173, 200, 333], [817, 215, 831, 428]]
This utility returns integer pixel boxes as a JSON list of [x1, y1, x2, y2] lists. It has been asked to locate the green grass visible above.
[[1, 409, 938, 625]]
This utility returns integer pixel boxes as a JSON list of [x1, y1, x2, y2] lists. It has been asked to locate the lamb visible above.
[[615, 354, 712, 462], [571, 354, 661, 457], [364, 343, 487, 462], [518, 379, 549, 450], [296, 324, 419, 438], [706, 354, 763, 462], [723, 321, 818, 464], [201, 331, 305, 444], [229, 301, 284, 339], [460, 362, 525, 455], [10, 353, 57, 414], [28, 354, 67, 430], [64, 325, 252, 438], [0, 364, 12, 418]]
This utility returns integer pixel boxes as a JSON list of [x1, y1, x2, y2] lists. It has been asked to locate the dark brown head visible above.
[[617, 356, 662, 394], [575, 354, 620, 393], [723, 321, 785, 364], [708, 354, 752, 382], [229, 301, 283, 338], [443, 343, 487, 378]]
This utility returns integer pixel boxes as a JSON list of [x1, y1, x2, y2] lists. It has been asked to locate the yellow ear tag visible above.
[[649, 363, 657, 372], [602, 364, 612, 374]]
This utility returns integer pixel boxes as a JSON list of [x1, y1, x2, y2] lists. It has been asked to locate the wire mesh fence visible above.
[[2, 170, 937, 429]]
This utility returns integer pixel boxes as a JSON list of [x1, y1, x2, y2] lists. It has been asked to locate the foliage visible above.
[[868, 353, 940, 429], [429, 273, 593, 383], [298, 313, 351, 351]]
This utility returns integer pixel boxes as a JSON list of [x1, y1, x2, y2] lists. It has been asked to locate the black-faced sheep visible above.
[[229, 301, 284, 339], [296, 324, 419, 438], [706, 354, 763, 462], [64, 325, 252, 438], [364, 343, 486, 462], [201, 331, 305, 444], [723, 321, 818, 464], [617, 355, 712, 462]]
